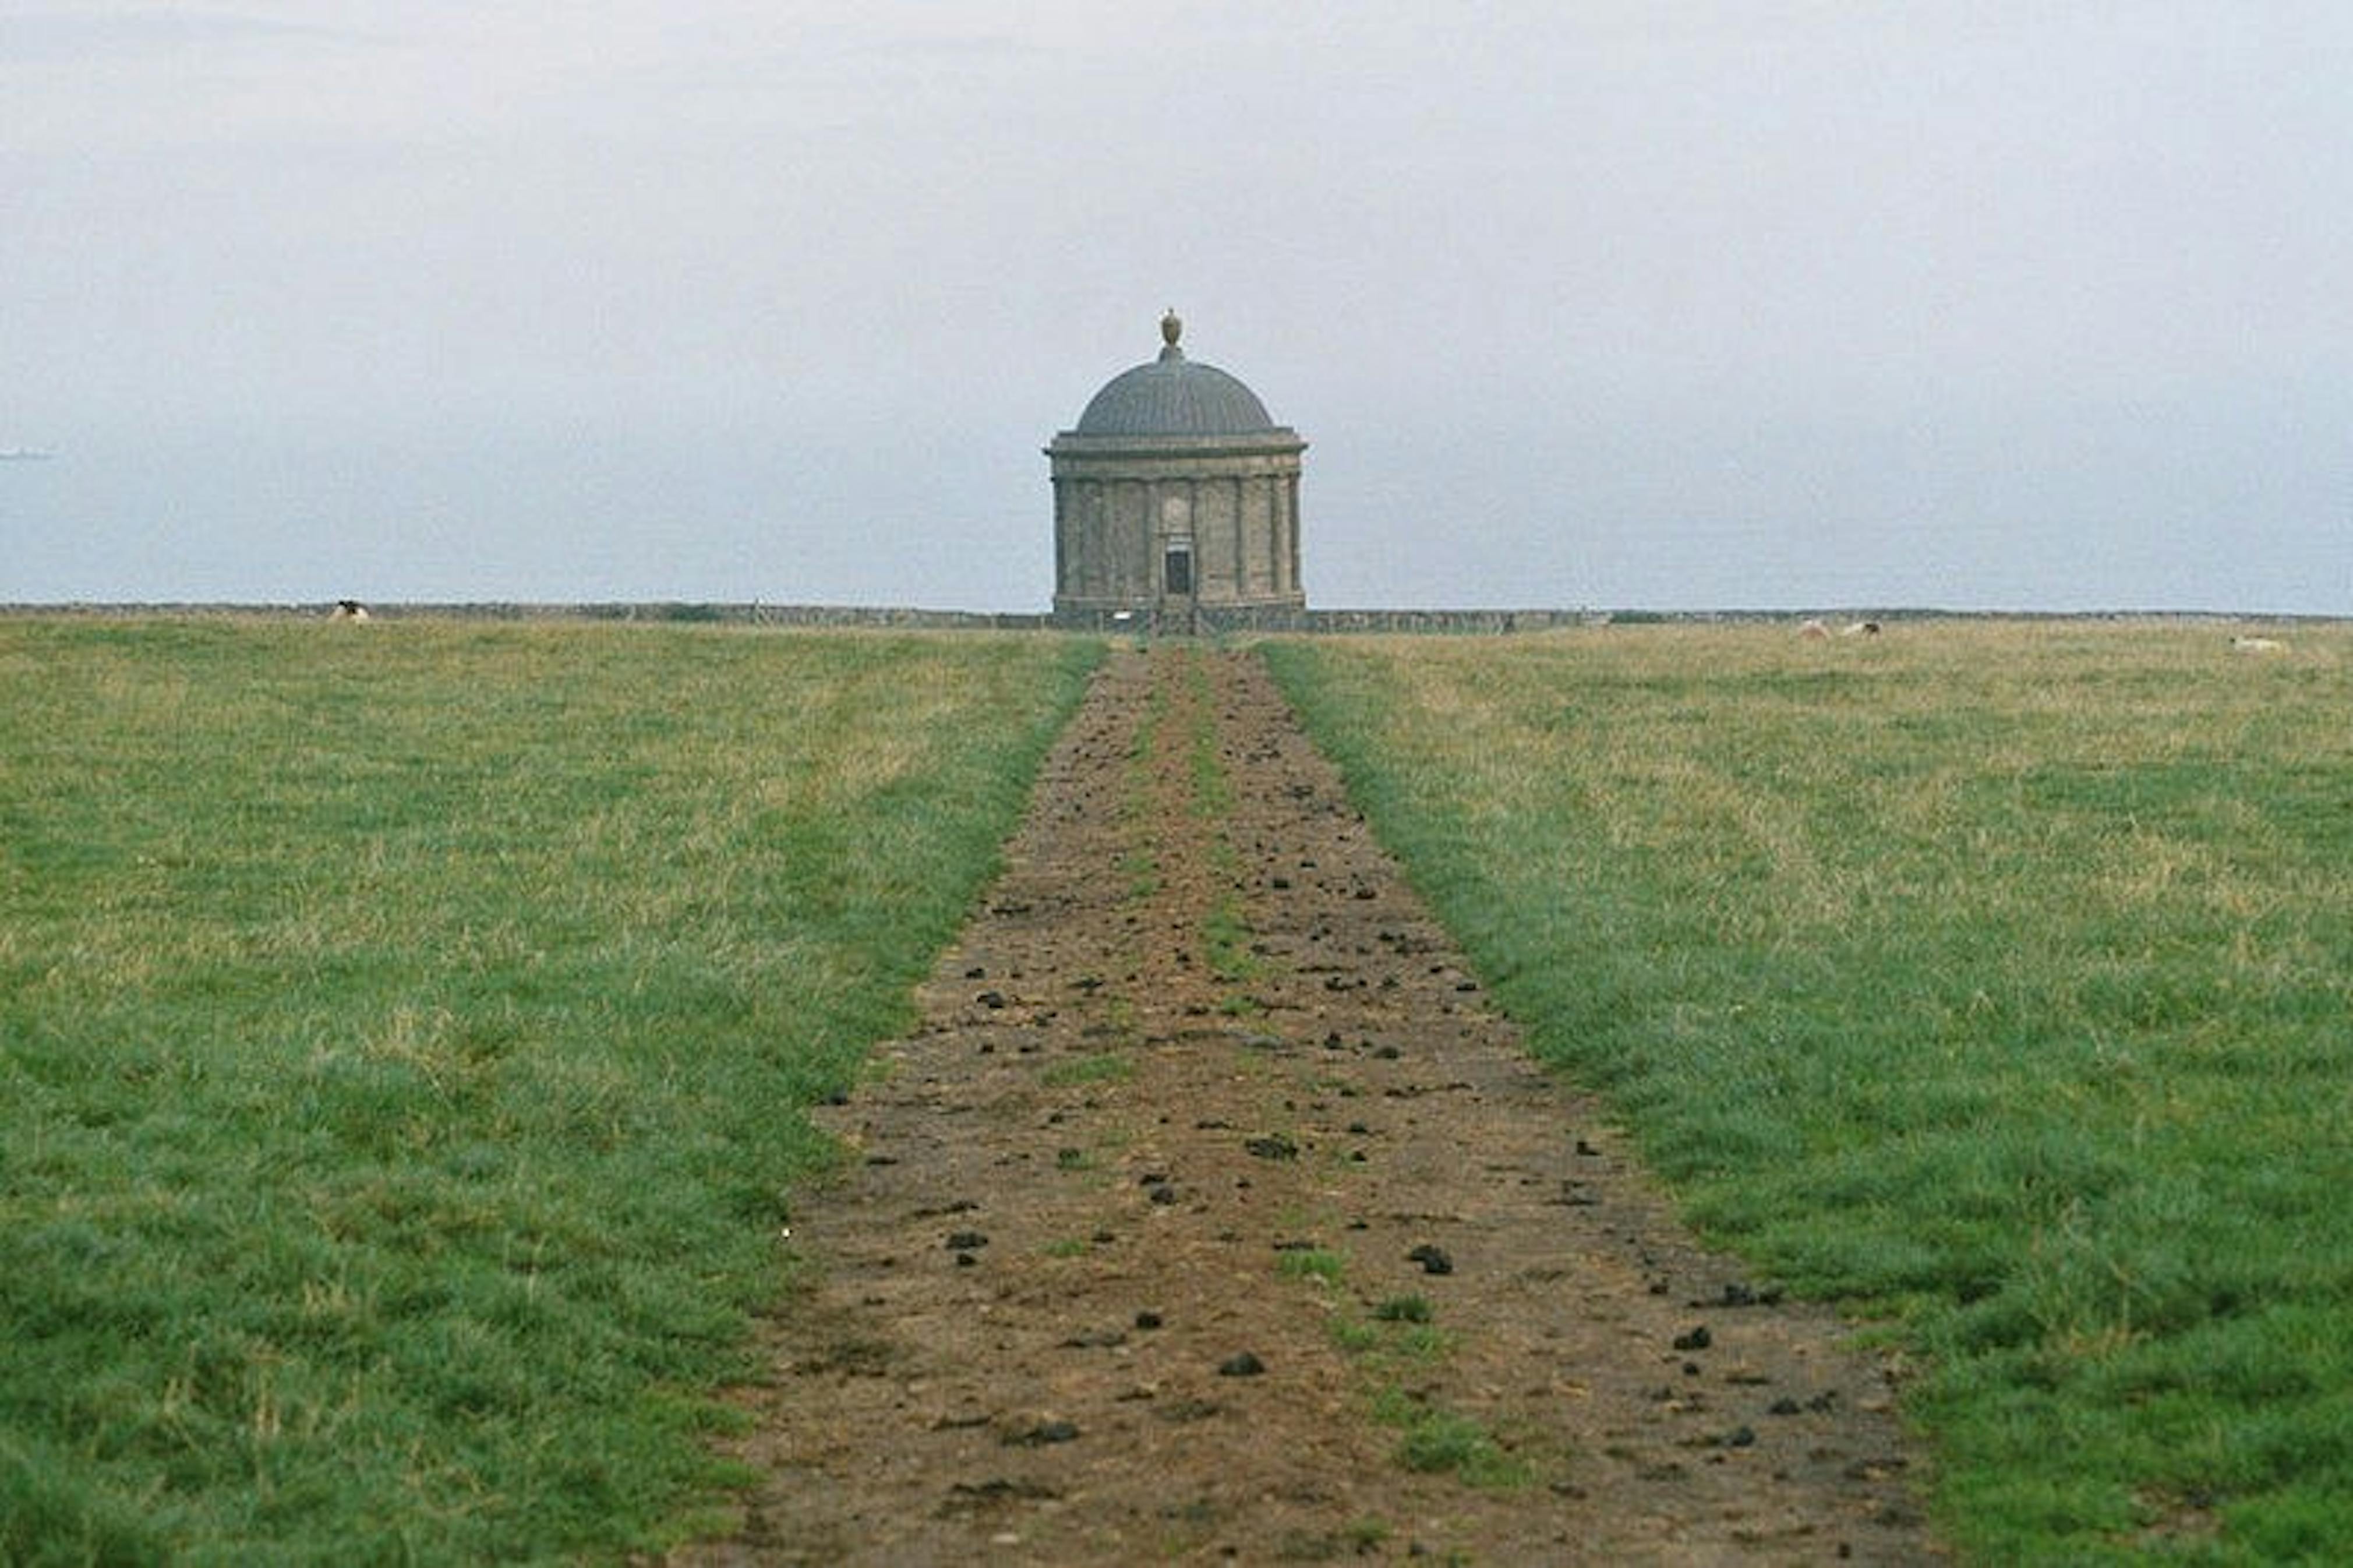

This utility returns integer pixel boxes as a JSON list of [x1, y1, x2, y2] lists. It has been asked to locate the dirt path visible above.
[[677, 647, 1939, 1565]]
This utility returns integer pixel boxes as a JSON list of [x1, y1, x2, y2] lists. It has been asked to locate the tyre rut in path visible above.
[[677, 647, 1939, 1565]]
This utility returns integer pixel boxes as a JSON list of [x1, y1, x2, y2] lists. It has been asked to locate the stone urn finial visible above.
[[1160, 308, 1183, 358]]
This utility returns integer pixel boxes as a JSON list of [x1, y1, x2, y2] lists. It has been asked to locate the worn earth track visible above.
[[677, 647, 1939, 1565]]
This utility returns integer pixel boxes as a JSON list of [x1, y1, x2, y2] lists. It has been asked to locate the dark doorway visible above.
[[1163, 546, 1193, 596]]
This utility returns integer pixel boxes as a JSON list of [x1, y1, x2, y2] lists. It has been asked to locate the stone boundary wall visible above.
[[3, 603, 2327, 633], [0, 602, 1050, 630], [5, 602, 1593, 633]]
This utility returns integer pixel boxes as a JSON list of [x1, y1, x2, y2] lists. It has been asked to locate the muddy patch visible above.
[[675, 647, 1938, 1565]]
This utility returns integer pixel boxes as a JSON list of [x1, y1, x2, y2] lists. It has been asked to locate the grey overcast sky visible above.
[[5, 3, 2349, 612]]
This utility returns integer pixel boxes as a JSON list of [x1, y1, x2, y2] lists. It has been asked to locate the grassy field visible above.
[[1264, 621, 2353, 1565], [12, 616, 2348, 1564], [0, 617, 1098, 1564]]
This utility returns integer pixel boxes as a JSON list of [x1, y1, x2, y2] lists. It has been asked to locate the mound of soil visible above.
[[675, 647, 1938, 1564]]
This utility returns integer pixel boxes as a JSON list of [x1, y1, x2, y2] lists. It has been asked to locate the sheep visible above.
[[1799, 618, 1831, 640], [330, 599, 370, 621], [1840, 620, 1881, 637], [2230, 635, 2285, 654]]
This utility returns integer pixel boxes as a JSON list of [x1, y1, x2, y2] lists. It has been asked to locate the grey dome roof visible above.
[[1071, 312, 1281, 437]]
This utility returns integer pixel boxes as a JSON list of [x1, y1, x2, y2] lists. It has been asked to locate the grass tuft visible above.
[[1042, 1053, 1132, 1088], [1276, 1248, 1347, 1286]]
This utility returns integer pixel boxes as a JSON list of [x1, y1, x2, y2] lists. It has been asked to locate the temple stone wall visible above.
[[1047, 315, 1306, 627]]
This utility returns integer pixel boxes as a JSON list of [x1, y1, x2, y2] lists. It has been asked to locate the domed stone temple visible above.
[[1048, 312, 1306, 630]]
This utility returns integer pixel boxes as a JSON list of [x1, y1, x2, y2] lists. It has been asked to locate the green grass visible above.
[[1202, 893, 1259, 987], [1179, 649, 1233, 818], [1265, 621, 2353, 1565], [1329, 1292, 1499, 1491], [1275, 1248, 1347, 1286], [0, 617, 1098, 1565], [1040, 1051, 1132, 1089], [1369, 1389, 1527, 1489]]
